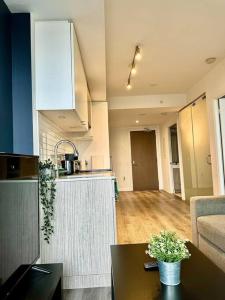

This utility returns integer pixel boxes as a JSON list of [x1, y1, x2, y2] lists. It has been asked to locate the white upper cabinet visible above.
[[35, 21, 88, 131]]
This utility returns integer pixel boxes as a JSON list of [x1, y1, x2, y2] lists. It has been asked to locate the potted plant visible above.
[[39, 159, 56, 243], [145, 231, 190, 285]]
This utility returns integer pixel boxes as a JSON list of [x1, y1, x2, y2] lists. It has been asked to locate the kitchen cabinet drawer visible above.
[[40, 178, 116, 288]]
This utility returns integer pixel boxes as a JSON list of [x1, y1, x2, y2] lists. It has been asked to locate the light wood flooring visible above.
[[64, 190, 191, 299], [116, 190, 191, 244]]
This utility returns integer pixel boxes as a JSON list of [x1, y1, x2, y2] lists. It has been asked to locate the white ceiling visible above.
[[106, 0, 225, 97], [6, 0, 225, 100], [5, 0, 106, 101], [109, 108, 178, 128]]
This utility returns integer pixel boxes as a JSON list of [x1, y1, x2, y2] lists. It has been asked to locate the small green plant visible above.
[[39, 159, 56, 244], [145, 231, 190, 263]]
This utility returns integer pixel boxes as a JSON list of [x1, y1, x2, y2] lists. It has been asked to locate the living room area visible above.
[[1, 0, 225, 299]]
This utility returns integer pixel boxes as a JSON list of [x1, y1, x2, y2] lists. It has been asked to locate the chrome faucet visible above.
[[54, 139, 79, 177]]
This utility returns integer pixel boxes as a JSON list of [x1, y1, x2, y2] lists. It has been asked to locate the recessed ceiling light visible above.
[[135, 120, 139, 124], [58, 115, 66, 119], [205, 57, 216, 64]]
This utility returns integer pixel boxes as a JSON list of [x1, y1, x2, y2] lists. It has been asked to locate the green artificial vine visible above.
[[39, 159, 56, 244]]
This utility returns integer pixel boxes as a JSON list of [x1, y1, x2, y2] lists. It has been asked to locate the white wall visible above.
[[186, 57, 225, 195], [109, 126, 163, 191], [109, 127, 133, 191]]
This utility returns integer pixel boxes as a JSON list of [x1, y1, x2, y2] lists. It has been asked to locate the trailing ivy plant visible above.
[[39, 159, 56, 244]]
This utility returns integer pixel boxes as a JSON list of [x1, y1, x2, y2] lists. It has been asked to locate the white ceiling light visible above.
[[135, 120, 139, 123]]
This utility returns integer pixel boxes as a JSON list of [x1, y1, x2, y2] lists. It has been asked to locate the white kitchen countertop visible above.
[[56, 171, 115, 182]]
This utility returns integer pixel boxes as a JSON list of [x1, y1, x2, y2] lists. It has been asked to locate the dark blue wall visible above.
[[0, 0, 33, 155], [11, 13, 33, 154], [0, 1, 13, 152]]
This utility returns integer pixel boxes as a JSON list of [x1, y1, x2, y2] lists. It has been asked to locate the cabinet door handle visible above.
[[206, 154, 212, 165]]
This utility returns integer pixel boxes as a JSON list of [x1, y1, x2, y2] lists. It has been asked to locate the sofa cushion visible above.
[[197, 215, 225, 252]]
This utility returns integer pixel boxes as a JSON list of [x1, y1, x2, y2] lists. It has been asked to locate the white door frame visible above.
[[167, 122, 185, 199], [168, 124, 176, 194]]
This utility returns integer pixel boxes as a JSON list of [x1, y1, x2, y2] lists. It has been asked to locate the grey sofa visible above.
[[190, 195, 225, 273]]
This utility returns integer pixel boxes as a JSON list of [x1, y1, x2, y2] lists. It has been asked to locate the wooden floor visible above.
[[64, 190, 191, 299], [116, 190, 191, 244]]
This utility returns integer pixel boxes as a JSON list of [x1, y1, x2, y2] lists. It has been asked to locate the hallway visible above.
[[116, 191, 191, 244]]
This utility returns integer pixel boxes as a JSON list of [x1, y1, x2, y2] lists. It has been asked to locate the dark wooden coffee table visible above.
[[111, 242, 225, 300]]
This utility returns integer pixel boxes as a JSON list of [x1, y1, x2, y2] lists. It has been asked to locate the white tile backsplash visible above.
[[38, 112, 69, 161]]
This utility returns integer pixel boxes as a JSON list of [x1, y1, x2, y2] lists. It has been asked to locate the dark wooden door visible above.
[[130, 131, 159, 191]]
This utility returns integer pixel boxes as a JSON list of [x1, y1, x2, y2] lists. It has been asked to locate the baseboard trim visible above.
[[119, 187, 133, 192]]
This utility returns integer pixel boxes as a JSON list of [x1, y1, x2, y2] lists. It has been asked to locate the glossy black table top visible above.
[[111, 242, 225, 300]]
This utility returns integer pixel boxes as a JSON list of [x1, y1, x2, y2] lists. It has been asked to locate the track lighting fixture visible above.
[[126, 45, 142, 90]]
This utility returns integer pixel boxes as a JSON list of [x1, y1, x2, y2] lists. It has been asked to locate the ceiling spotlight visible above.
[[126, 76, 132, 90], [126, 83, 132, 90], [131, 66, 136, 75], [205, 57, 216, 64], [135, 120, 139, 124], [135, 46, 141, 61]]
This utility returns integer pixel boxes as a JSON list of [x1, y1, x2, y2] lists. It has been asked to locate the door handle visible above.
[[206, 155, 212, 165], [132, 160, 137, 166]]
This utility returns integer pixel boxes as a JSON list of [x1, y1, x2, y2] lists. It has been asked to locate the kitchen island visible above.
[[40, 172, 116, 289]]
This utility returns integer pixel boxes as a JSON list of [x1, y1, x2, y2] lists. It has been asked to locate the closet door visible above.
[[192, 98, 213, 196], [179, 106, 197, 200], [179, 96, 213, 200]]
